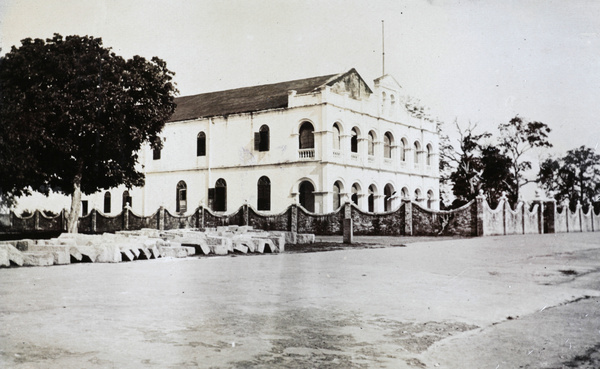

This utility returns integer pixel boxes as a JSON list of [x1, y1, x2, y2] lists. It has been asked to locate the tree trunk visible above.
[[66, 176, 82, 233]]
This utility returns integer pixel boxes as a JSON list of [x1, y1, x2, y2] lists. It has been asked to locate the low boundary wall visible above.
[[1, 193, 597, 238]]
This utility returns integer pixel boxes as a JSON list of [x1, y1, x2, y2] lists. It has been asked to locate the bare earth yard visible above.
[[1, 232, 599, 368]]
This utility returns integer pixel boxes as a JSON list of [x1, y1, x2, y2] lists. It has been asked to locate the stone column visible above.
[[343, 201, 353, 244], [91, 209, 97, 233], [499, 192, 508, 235], [158, 206, 165, 231], [34, 210, 40, 231], [476, 190, 486, 237], [123, 204, 130, 230], [403, 197, 413, 236]]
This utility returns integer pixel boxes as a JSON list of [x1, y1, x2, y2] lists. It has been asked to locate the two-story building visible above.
[[81, 68, 440, 216]]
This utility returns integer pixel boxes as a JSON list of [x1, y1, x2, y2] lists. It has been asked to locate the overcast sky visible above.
[[1, 0, 599, 158]]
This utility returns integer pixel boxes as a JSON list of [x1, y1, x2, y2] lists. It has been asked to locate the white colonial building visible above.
[[80, 68, 439, 216]]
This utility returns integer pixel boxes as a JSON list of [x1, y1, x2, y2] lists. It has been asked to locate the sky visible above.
[[1, 0, 599, 157]]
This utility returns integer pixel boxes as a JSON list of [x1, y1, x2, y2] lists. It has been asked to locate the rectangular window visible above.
[[81, 200, 88, 216], [153, 148, 161, 160]]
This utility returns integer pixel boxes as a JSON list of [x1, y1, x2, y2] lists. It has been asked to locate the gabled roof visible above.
[[169, 72, 341, 122]]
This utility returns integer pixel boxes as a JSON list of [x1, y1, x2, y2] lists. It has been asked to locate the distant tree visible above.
[[445, 121, 491, 207], [0, 34, 177, 232], [537, 146, 600, 210], [479, 145, 515, 207], [498, 116, 552, 203]]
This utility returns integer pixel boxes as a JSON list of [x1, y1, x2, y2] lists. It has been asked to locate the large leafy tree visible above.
[[537, 146, 600, 209], [498, 116, 552, 203], [0, 34, 177, 232], [444, 121, 491, 207], [479, 145, 515, 207]]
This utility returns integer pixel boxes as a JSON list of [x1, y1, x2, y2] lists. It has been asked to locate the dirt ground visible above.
[[1, 232, 599, 368]]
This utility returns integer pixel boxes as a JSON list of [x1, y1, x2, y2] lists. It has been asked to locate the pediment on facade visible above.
[[326, 68, 373, 100], [374, 74, 402, 91]]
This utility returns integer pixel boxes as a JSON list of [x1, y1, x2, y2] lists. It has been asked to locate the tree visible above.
[[444, 121, 491, 207], [537, 146, 600, 210], [0, 34, 177, 232], [498, 116, 552, 203], [479, 145, 515, 207]]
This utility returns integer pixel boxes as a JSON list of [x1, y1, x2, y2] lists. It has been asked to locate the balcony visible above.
[[298, 148, 315, 159]]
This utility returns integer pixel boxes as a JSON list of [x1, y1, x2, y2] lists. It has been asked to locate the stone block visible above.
[[16, 239, 35, 252], [296, 233, 315, 244], [23, 252, 54, 267], [69, 247, 83, 262], [95, 244, 121, 263], [233, 244, 248, 253], [211, 244, 229, 255], [160, 247, 189, 258], [0, 244, 24, 266], [28, 245, 70, 265], [72, 246, 98, 262]]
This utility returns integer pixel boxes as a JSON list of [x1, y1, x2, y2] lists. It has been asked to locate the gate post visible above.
[[403, 197, 413, 236], [343, 201, 353, 244], [476, 190, 486, 236]]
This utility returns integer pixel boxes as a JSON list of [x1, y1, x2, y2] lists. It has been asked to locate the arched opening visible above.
[[332, 123, 341, 151], [368, 131, 375, 156], [103, 192, 111, 214], [384, 184, 395, 212], [351, 183, 360, 206], [299, 121, 314, 149], [414, 188, 422, 202], [197, 132, 206, 156], [414, 141, 421, 164], [122, 190, 132, 209], [333, 181, 342, 210], [400, 138, 408, 162], [214, 178, 227, 212], [257, 176, 271, 211], [427, 190, 435, 209], [350, 127, 359, 153], [384, 132, 393, 159], [401, 187, 410, 200], [176, 181, 187, 213], [426, 144, 433, 166], [368, 185, 376, 212], [257, 125, 270, 152], [299, 181, 315, 212]]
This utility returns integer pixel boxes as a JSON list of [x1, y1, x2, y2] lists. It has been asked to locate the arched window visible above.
[[122, 190, 132, 209], [332, 123, 341, 151], [176, 181, 187, 213], [333, 181, 342, 210], [351, 183, 360, 206], [390, 94, 396, 110], [426, 144, 433, 166], [400, 138, 408, 161], [368, 185, 376, 212], [257, 176, 271, 211], [384, 132, 393, 159], [103, 192, 111, 213], [414, 141, 421, 164], [255, 125, 270, 152], [384, 184, 395, 212], [197, 132, 206, 156], [414, 188, 422, 201], [368, 131, 375, 156], [214, 178, 227, 212], [351, 127, 359, 153], [401, 187, 410, 200], [299, 121, 314, 149], [427, 190, 435, 209], [381, 91, 387, 113], [299, 181, 315, 212]]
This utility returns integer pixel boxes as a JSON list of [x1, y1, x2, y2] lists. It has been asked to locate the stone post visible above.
[[343, 201, 353, 244], [290, 203, 298, 244], [476, 190, 486, 237], [544, 198, 556, 234], [200, 202, 205, 229], [123, 203, 130, 230], [577, 200, 583, 232], [563, 198, 570, 232], [403, 197, 413, 236], [34, 210, 40, 231], [243, 200, 249, 226], [158, 206, 165, 231], [499, 192, 508, 236], [533, 190, 545, 234], [91, 209, 97, 233]]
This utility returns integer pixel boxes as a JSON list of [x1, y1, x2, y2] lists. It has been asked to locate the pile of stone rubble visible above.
[[0, 226, 315, 267]]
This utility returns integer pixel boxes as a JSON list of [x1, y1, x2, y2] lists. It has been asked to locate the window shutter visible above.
[[254, 132, 261, 151], [208, 188, 215, 200]]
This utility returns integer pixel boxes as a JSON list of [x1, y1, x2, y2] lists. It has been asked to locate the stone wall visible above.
[[1, 195, 598, 238]]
